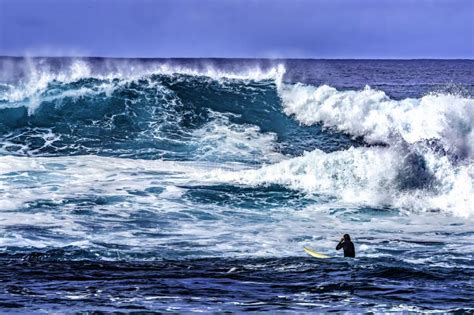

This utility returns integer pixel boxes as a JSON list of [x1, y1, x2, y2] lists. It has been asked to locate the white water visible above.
[[279, 83, 474, 159], [0, 155, 472, 261], [193, 110, 284, 163], [206, 146, 473, 217]]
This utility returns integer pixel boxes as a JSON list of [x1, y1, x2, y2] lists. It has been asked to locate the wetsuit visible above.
[[336, 240, 355, 257]]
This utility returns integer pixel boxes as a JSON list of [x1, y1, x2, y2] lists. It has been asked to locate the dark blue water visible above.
[[0, 57, 473, 313]]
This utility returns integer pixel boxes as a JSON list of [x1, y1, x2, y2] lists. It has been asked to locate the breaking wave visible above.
[[0, 58, 472, 218], [280, 83, 474, 160]]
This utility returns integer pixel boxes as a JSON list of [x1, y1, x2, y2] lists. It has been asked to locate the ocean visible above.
[[0, 57, 473, 313]]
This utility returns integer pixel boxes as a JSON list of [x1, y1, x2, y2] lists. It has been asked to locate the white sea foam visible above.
[[193, 110, 284, 163], [204, 146, 473, 217], [279, 84, 474, 159], [0, 155, 472, 260], [266, 82, 474, 217]]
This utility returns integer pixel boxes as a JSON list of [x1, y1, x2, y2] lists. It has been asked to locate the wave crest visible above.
[[279, 84, 474, 160]]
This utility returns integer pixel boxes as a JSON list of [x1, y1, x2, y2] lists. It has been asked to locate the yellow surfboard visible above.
[[303, 246, 331, 259]]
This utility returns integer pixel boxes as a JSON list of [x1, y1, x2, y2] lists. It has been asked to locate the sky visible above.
[[0, 0, 473, 59]]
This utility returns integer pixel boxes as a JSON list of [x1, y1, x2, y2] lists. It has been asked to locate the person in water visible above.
[[336, 234, 355, 257]]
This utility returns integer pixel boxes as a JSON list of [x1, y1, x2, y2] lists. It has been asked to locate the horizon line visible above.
[[1, 55, 473, 61]]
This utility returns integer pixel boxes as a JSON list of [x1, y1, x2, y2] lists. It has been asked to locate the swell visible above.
[[2, 257, 473, 312]]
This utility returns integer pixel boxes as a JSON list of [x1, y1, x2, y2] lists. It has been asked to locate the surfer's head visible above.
[[343, 234, 351, 241]]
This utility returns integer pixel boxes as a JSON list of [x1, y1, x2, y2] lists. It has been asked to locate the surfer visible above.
[[336, 234, 355, 257]]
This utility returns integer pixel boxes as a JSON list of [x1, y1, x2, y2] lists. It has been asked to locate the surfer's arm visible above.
[[336, 240, 344, 250]]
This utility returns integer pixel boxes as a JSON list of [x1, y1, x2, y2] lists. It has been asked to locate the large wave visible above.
[[0, 58, 472, 217], [0, 59, 355, 159], [0, 60, 284, 161], [273, 81, 472, 216]]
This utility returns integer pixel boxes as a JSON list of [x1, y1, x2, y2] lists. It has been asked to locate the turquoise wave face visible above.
[[0, 73, 359, 160]]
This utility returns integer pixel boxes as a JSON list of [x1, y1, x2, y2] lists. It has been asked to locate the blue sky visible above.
[[0, 0, 473, 58]]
